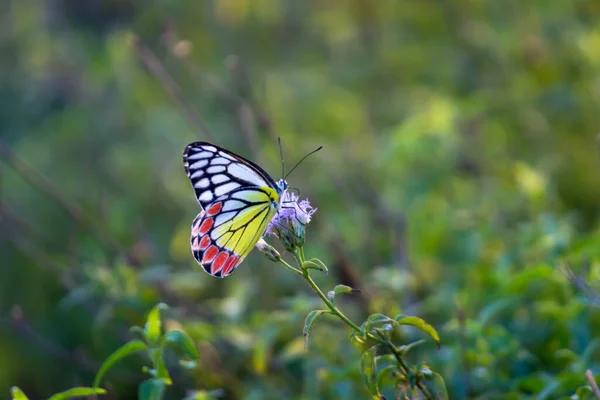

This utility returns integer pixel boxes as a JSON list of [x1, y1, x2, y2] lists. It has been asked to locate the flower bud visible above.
[[255, 238, 281, 262]]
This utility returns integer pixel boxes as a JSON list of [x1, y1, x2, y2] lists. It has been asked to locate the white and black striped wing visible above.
[[183, 142, 279, 210]]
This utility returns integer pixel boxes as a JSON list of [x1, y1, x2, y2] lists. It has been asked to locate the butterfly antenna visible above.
[[284, 146, 323, 180], [278, 137, 285, 181]]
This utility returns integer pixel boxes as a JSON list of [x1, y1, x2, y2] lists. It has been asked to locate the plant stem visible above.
[[586, 369, 600, 400], [288, 249, 363, 332], [388, 341, 433, 399], [286, 248, 435, 400], [278, 258, 303, 275]]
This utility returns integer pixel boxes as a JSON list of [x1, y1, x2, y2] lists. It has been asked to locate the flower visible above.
[[265, 191, 317, 252]]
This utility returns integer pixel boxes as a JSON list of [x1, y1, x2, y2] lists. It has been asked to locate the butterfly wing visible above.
[[183, 142, 278, 210], [184, 142, 281, 277], [190, 187, 279, 277]]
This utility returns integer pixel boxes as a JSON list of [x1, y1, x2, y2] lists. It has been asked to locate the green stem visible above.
[[278, 258, 302, 275], [286, 247, 434, 400], [304, 272, 362, 333], [290, 249, 362, 332]]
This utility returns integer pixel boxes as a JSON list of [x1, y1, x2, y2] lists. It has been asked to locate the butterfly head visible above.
[[276, 179, 288, 194]]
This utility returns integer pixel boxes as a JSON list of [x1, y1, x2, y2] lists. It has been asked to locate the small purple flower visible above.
[[265, 191, 316, 252]]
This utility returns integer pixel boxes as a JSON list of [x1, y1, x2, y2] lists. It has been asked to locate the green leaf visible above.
[[374, 354, 396, 370], [350, 331, 367, 347], [398, 339, 427, 355], [537, 379, 561, 400], [334, 284, 359, 296], [581, 338, 600, 366], [360, 346, 379, 398], [155, 355, 172, 385], [10, 387, 30, 400], [327, 284, 359, 305], [93, 340, 148, 389], [147, 348, 172, 385], [145, 303, 169, 345], [366, 314, 395, 329], [162, 329, 200, 360], [302, 260, 328, 275], [310, 258, 329, 275], [303, 310, 332, 348], [138, 379, 167, 400], [376, 366, 398, 397], [575, 385, 594, 400], [395, 315, 440, 347], [364, 314, 397, 340], [48, 387, 107, 400]]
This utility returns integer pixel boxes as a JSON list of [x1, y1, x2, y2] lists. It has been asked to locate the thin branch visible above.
[[5, 234, 76, 289], [586, 369, 600, 400], [0, 307, 139, 383], [0, 139, 124, 257], [160, 27, 265, 161], [132, 36, 216, 141], [1, 307, 98, 373], [564, 263, 600, 306], [0, 213, 134, 343], [0, 202, 51, 244]]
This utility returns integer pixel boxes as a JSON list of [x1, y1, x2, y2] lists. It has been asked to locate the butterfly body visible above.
[[183, 142, 287, 277]]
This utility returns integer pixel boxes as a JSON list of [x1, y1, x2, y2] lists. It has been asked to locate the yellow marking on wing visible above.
[[228, 229, 244, 253], [212, 204, 266, 239], [210, 187, 279, 258], [235, 207, 275, 258], [230, 204, 269, 231], [233, 187, 279, 204], [262, 187, 279, 202], [215, 232, 233, 248]]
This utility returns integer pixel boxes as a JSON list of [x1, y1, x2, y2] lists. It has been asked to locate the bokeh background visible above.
[[3, 1, 600, 399]]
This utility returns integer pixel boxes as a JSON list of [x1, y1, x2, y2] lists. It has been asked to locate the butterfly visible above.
[[183, 142, 288, 278]]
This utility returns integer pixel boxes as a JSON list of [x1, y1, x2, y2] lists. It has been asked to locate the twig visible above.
[[160, 27, 266, 161], [0, 202, 52, 244], [564, 263, 600, 306], [0, 139, 124, 257], [0, 307, 139, 383], [287, 249, 435, 400], [1, 307, 99, 373], [586, 369, 600, 400], [131, 36, 216, 141], [5, 233, 76, 289], [0, 215, 135, 343]]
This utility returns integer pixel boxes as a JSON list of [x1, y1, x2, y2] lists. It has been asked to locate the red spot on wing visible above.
[[191, 237, 200, 251], [199, 235, 211, 250], [222, 255, 241, 276], [202, 245, 218, 264], [199, 218, 213, 235], [211, 252, 229, 274], [206, 202, 223, 216]]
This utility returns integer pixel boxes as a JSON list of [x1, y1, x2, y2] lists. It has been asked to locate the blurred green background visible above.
[[3, 0, 600, 399]]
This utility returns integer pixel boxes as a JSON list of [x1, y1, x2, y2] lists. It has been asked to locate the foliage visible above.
[[3, 0, 600, 399], [10, 386, 106, 400], [92, 303, 201, 399]]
